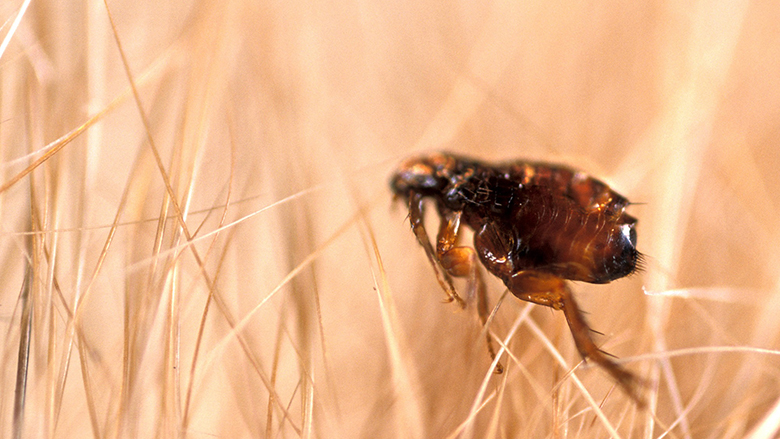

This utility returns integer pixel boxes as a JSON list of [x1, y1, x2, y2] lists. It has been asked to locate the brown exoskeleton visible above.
[[390, 152, 644, 405]]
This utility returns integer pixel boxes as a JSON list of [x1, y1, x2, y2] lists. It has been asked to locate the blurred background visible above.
[[1, 0, 779, 437]]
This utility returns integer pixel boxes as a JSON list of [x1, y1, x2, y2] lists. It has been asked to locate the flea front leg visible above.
[[407, 192, 465, 307], [506, 271, 645, 405]]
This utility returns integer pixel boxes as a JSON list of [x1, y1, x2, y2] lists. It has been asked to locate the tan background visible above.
[[1, 0, 779, 437]]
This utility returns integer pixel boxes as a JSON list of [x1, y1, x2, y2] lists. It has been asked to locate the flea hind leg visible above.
[[506, 271, 645, 405]]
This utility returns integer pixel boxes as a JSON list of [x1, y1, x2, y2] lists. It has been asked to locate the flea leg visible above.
[[436, 210, 502, 372], [506, 270, 645, 406], [407, 192, 465, 307]]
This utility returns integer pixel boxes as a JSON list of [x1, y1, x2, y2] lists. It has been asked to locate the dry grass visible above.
[[1, 0, 779, 437]]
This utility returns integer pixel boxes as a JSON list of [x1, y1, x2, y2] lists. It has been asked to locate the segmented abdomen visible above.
[[502, 162, 628, 217]]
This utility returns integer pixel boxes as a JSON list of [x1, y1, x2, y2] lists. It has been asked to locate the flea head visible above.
[[389, 153, 454, 199]]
